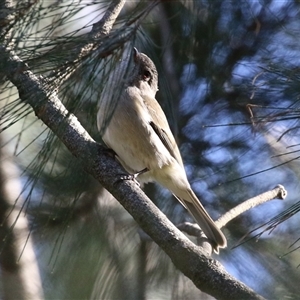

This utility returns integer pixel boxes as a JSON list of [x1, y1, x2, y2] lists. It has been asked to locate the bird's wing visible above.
[[149, 121, 177, 160], [143, 95, 184, 168]]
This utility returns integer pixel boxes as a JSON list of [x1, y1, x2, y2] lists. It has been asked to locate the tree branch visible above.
[[0, 2, 266, 299], [215, 184, 287, 229], [0, 45, 265, 300], [51, 0, 158, 87], [177, 185, 287, 247]]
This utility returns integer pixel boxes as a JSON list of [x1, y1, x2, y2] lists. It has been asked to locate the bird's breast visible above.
[[102, 89, 173, 177]]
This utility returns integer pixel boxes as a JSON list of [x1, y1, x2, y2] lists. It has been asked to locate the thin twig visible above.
[[51, 0, 126, 86], [52, 0, 159, 87], [176, 185, 287, 240], [216, 184, 287, 229], [176, 222, 213, 255]]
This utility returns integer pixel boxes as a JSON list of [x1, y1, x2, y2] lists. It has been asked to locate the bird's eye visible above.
[[142, 70, 151, 81]]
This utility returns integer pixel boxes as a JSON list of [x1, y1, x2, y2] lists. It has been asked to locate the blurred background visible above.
[[1, 0, 300, 299]]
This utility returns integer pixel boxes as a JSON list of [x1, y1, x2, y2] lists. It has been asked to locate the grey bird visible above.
[[97, 48, 227, 253]]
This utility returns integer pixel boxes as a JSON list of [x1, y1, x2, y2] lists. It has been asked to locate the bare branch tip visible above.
[[275, 184, 287, 200]]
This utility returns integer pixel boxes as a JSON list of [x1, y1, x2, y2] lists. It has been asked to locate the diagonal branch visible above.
[[215, 185, 287, 229], [51, 0, 158, 87], [0, 44, 265, 300], [0, 2, 265, 299], [177, 186, 287, 251], [51, 0, 126, 86]]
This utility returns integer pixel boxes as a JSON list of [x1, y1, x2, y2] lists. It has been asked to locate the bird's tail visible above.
[[179, 190, 227, 253]]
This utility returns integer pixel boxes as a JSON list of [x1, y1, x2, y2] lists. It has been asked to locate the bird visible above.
[[97, 48, 227, 253]]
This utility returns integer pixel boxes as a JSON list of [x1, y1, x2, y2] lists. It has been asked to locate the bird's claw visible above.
[[114, 168, 148, 187], [114, 173, 140, 187]]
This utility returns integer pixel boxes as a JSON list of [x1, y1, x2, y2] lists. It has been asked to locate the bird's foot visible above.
[[115, 168, 149, 187], [118, 173, 140, 186]]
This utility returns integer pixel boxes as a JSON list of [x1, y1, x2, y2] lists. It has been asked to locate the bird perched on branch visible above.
[[97, 48, 227, 253]]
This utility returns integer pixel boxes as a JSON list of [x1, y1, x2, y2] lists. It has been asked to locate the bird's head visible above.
[[131, 48, 158, 95]]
